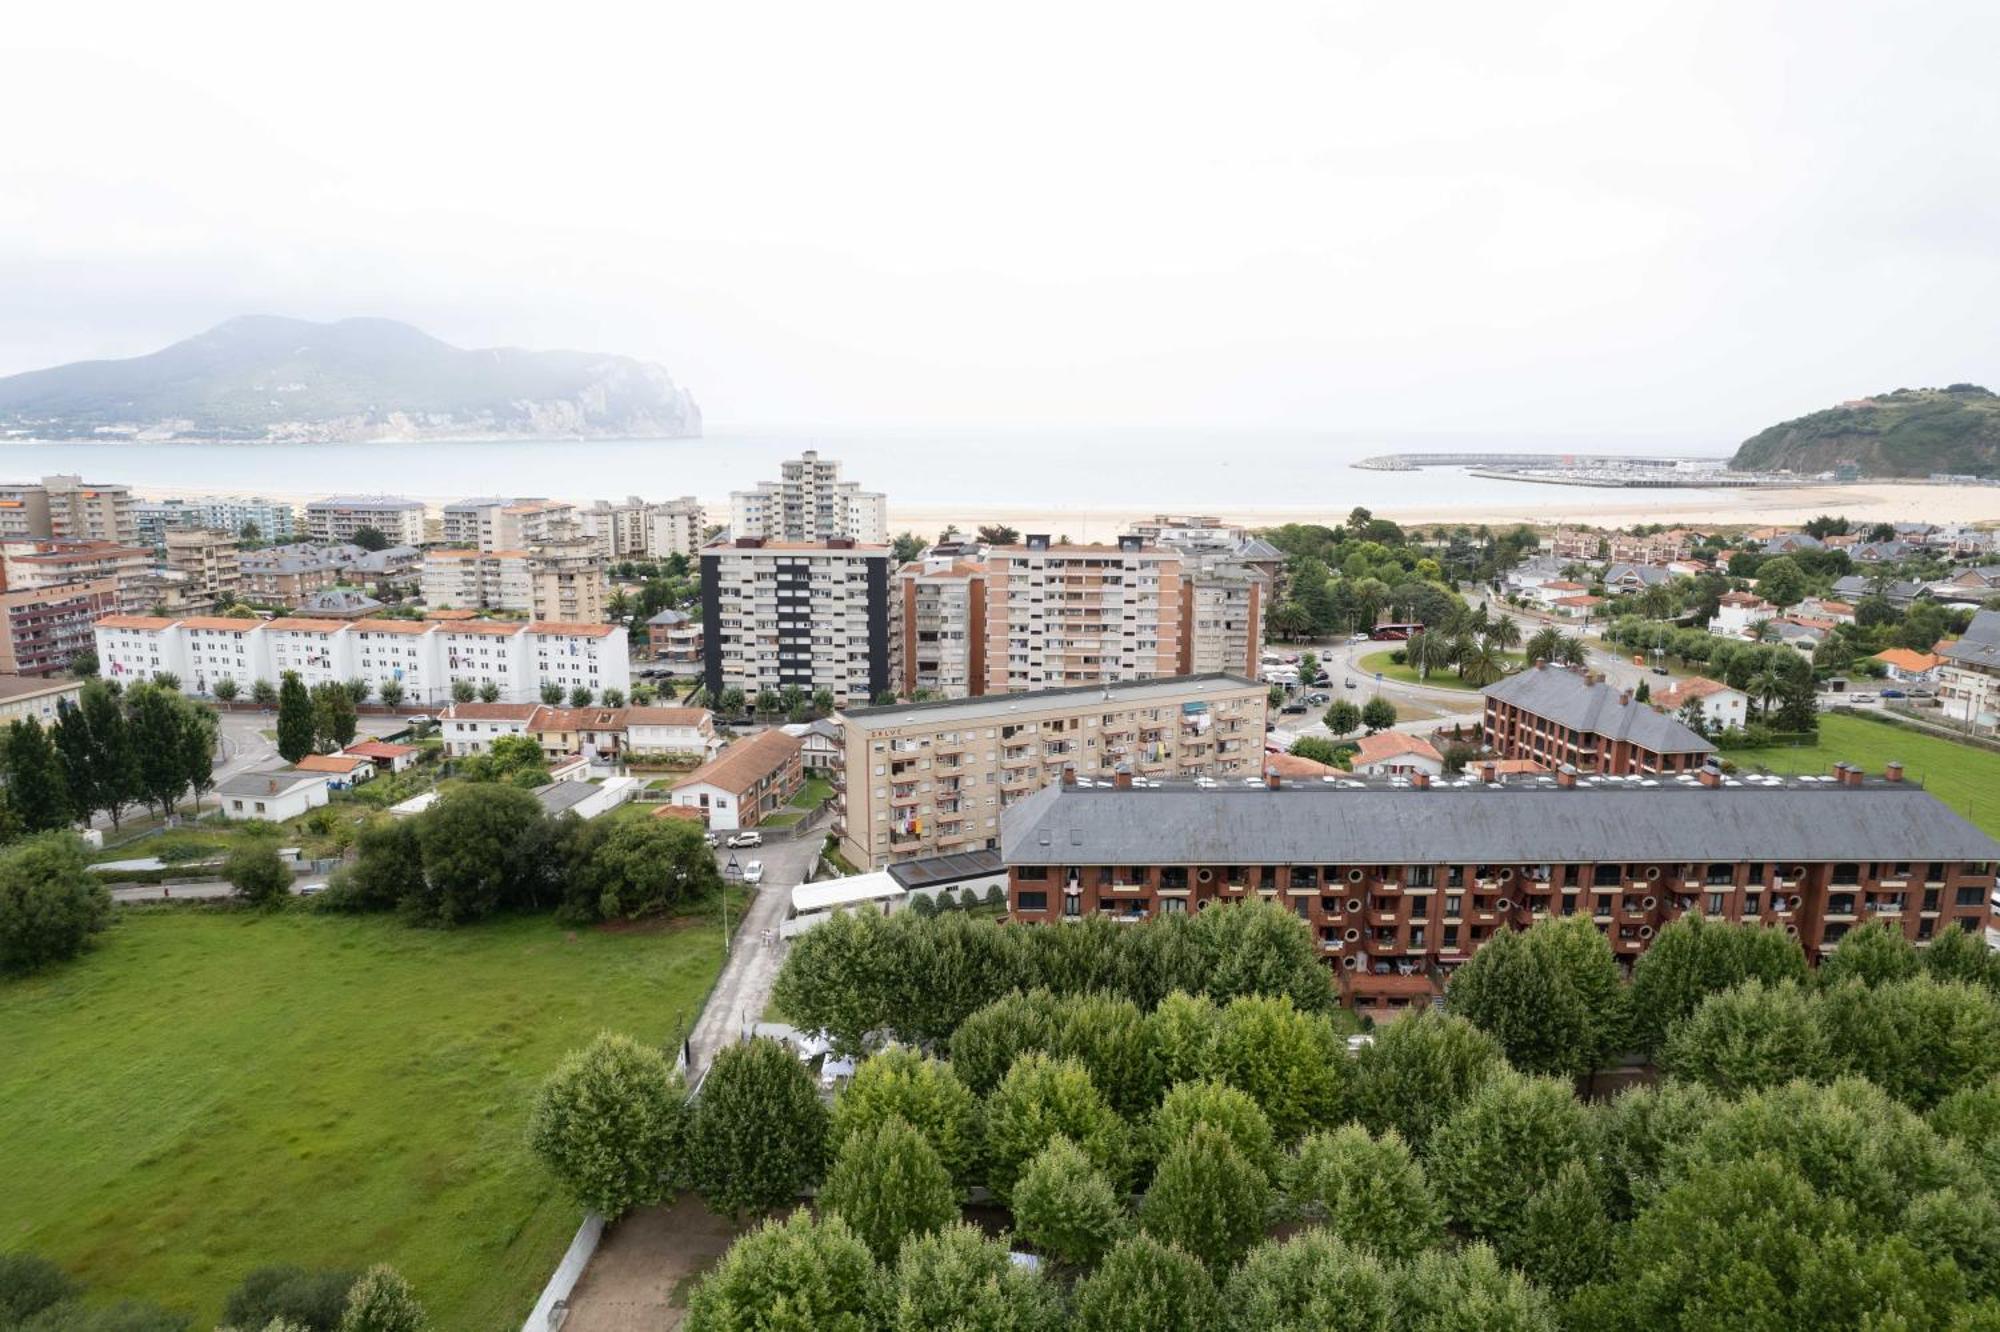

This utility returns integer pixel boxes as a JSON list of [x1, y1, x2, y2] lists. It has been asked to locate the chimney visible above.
[[1480, 762, 1498, 784], [1698, 767, 1720, 788], [1585, 670, 1604, 688], [1885, 761, 1904, 782], [1062, 763, 1077, 786], [1535, 657, 1548, 670], [1618, 689, 1632, 707], [1411, 772, 1431, 790], [1113, 765, 1133, 790], [1267, 770, 1282, 790], [1845, 764, 1865, 787], [1556, 765, 1577, 789]]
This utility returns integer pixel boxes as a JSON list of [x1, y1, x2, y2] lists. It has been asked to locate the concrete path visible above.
[[685, 833, 822, 1076]]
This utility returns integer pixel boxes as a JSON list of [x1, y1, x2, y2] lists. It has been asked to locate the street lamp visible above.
[[721, 853, 741, 956]]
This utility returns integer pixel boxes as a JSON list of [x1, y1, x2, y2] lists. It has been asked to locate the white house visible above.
[[436, 701, 541, 756], [1711, 590, 1776, 639], [534, 775, 641, 821], [1654, 677, 1749, 732], [782, 718, 842, 773], [1348, 730, 1445, 778], [215, 768, 330, 821], [624, 706, 721, 761]]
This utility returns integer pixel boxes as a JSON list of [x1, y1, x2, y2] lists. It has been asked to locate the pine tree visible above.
[[277, 672, 315, 763]]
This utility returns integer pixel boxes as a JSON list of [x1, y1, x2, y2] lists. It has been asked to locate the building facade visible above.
[[837, 673, 1266, 870], [2, 579, 122, 675], [1483, 664, 1715, 775], [701, 538, 894, 706], [981, 536, 1183, 694], [420, 549, 533, 612], [304, 496, 426, 547], [163, 529, 242, 607], [999, 769, 2000, 1012], [669, 728, 805, 831], [897, 553, 987, 699], [1939, 609, 2000, 735], [0, 540, 156, 613], [0, 673, 83, 725], [729, 450, 887, 544]]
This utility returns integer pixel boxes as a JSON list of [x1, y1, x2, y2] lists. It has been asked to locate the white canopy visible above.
[[790, 871, 905, 914]]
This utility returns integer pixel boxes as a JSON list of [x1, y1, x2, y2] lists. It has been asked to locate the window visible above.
[[1443, 894, 1462, 917], [1593, 863, 1622, 887], [1409, 895, 1429, 920], [1290, 866, 1317, 889], [1923, 889, 1940, 912], [1016, 891, 1047, 912], [1062, 894, 1081, 918], [1408, 865, 1435, 888], [1594, 894, 1612, 917], [1707, 892, 1726, 915], [1017, 865, 1049, 882], [1743, 893, 1761, 915], [1832, 863, 1861, 884], [1442, 924, 1459, 949], [1957, 887, 1985, 907]]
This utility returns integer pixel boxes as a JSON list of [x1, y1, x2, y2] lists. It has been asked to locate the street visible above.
[[684, 831, 824, 1077]]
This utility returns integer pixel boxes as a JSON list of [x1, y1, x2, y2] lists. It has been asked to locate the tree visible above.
[[1347, 1008, 1505, 1151], [1359, 697, 1396, 734], [1012, 1134, 1129, 1270], [1071, 1234, 1222, 1332], [1754, 555, 1807, 607], [1394, 1244, 1555, 1332], [319, 819, 424, 914], [1047, 991, 1158, 1117], [1627, 914, 1809, 1056], [1222, 1231, 1395, 1331], [1819, 975, 2000, 1112], [227, 842, 292, 909], [222, 1266, 358, 1331], [982, 1053, 1124, 1200], [311, 681, 358, 751], [1657, 979, 1830, 1095], [880, 1223, 1062, 1332], [1149, 1078, 1280, 1184], [472, 681, 498, 703], [559, 816, 721, 922], [688, 1037, 828, 1219], [812, 687, 835, 718], [977, 524, 1021, 545], [349, 525, 390, 552], [1210, 994, 1348, 1143], [890, 532, 926, 564], [212, 677, 240, 703], [1445, 917, 1627, 1080], [277, 672, 315, 763], [406, 784, 556, 924], [1322, 699, 1361, 738], [334, 1265, 428, 1332], [1284, 1124, 1441, 1254], [527, 1032, 689, 1217], [828, 1046, 982, 1188], [600, 686, 626, 708], [66, 648, 98, 678], [376, 679, 405, 708], [685, 1210, 877, 1332], [179, 704, 217, 814], [251, 678, 279, 707], [1503, 1158, 1611, 1295], [539, 682, 564, 705], [1138, 1122, 1272, 1269], [567, 685, 593, 707], [1426, 1071, 1597, 1251], [1592, 1079, 1721, 1219], [818, 1115, 957, 1261], [0, 1251, 80, 1324], [124, 685, 192, 817], [1819, 918, 1918, 988], [4, 719, 72, 833]]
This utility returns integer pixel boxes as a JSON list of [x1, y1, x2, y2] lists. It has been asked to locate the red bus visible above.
[[1369, 623, 1425, 641]]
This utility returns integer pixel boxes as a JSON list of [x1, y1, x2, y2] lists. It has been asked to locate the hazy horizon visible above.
[[8, 1, 1999, 436]]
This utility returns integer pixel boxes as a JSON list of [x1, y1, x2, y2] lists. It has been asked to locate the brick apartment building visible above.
[[1000, 765, 2000, 1012], [1483, 663, 1714, 775], [838, 673, 1266, 869]]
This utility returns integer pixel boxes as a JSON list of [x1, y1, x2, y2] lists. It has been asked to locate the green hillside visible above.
[[1730, 384, 2000, 478]]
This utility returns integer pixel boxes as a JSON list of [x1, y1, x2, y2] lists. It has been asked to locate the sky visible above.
[[5, 0, 1999, 439]]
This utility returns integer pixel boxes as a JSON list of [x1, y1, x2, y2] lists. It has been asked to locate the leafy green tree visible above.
[[1592, 1080, 1722, 1218], [123, 684, 191, 815], [538, 682, 564, 705], [1819, 975, 2000, 1111], [1186, 900, 1338, 1013], [1286, 737, 1348, 768], [685, 1209, 875, 1332], [1657, 979, 1832, 1095], [337, 1265, 428, 1332], [1359, 697, 1396, 733], [66, 648, 98, 678], [1445, 917, 1627, 1080], [1627, 914, 1809, 1056], [1211, 995, 1348, 1143], [1922, 924, 1995, 988], [277, 672, 315, 763], [1147, 991, 1223, 1088], [348, 525, 390, 552], [1394, 1244, 1555, 1332], [251, 678, 279, 707], [1819, 918, 1919, 988], [406, 783, 557, 924], [1930, 1077, 2000, 1150], [818, 1114, 956, 1261], [878, 1223, 1062, 1331], [1347, 1009, 1505, 1151], [1284, 1124, 1440, 1254], [3, 718, 72, 832], [1223, 1231, 1394, 1330], [319, 819, 423, 914], [375, 679, 405, 708], [179, 705, 218, 813], [528, 1032, 689, 1217], [451, 681, 476, 703], [829, 1046, 982, 1188], [477, 681, 501, 703], [600, 686, 626, 708], [688, 1038, 828, 1220], [568, 686, 594, 708], [221, 1265, 357, 1331], [947, 990, 1059, 1095], [0, 833, 110, 975], [1138, 1122, 1272, 1269], [51, 696, 106, 829], [1011, 1135, 1129, 1270], [1048, 991, 1158, 1117], [227, 843, 293, 909], [1502, 1158, 1610, 1295], [1322, 699, 1362, 738], [1427, 1071, 1597, 1250], [983, 1053, 1124, 1200], [0, 1252, 80, 1324], [1149, 1079, 1280, 1185], [559, 816, 721, 922], [1071, 1234, 1222, 1332], [311, 681, 358, 751]]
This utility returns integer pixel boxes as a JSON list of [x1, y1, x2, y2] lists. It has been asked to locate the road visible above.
[[684, 831, 824, 1077]]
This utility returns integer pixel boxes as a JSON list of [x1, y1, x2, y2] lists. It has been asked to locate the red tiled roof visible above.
[[295, 753, 371, 773], [672, 729, 804, 798], [94, 614, 176, 630], [345, 740, 420, 759], [1353, 731, 1443, 765], [527, 621, 616, 637]]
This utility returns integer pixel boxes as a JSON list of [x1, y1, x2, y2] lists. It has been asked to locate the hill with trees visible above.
[[1731, 384, 2000, 478]]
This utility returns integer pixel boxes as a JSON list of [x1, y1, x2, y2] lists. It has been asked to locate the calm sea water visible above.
[[0, 427, 1729, 511]]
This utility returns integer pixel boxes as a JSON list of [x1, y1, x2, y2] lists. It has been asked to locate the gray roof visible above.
[[309, 495, 424, 511], [1943, 610, 2000, 673], [534, 781, 599, 815], [886, 848, 1006, 889], [1765, 533, 1824, 554], [1483, 667, 1714, 755], [1605, 563, 1672, 587], [843, 673, 1261, 732], [216, 767, 327, 799], [1001, 781, 2000, 866], [1833, 576, 1927, 601], [647, 609, 690, 625]]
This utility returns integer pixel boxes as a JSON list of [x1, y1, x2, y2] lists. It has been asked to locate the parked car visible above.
[[742, 861, 765, 885], [1282, 701, 1308, 714], [1345, 678, 1358, 689], [1305, 692, 1330, 705], [725, 830, 763, 849], [1881, 688, 1906, 698], [1350, 632, 1370, 642], [1650, 666, 1670, 676]]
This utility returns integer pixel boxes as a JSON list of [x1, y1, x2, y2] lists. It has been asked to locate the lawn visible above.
[[1731, 712, 2000, 839], [1356, 649, 1525, 692], [0, 908, 732, 1330]]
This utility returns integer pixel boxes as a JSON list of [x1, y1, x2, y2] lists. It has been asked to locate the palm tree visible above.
[[1458, 637, 1507, 688], [1525, 626, 1566, 665], [1749, 663, 1787, 719], [1485, 616, 1522, 652], [1448, 632, 1477, 678], [1407, 630, 1452, 682], [1270, 601, 1313, 642], [1556, 634, 1590, 669]]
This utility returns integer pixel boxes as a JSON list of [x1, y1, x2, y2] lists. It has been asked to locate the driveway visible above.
[[685, 831, 823, 1076]]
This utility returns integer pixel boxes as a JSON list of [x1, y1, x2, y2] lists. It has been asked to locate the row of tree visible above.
[[0, 678, 216, 842]]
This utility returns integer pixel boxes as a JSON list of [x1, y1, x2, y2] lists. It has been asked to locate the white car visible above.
[[725, 830, 763, 849], [741, 860, 765, 885]]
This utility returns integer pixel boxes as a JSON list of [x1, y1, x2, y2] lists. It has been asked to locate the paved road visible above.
[[685, 832, 824, 1077]]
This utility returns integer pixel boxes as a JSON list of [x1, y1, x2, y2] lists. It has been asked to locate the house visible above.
[[437, 701, 542, 756], [669, 728, 805, 831], [1549, 594, 1606, 621], [534, 775, 641, 821], [344, 739, 422, 774], [1265, 750, 1343, 780], [646, 609, 702, 666], [1852, 541, 1916, 564], [1832, 576, 1927, 608], [1938, 609, 2000, 734], [293, 589, 384, 620], [1602, 563, 1673, 592], [781, 718, 842, 773], [527, 706, 628, 763], [1768, 619, 1827, 656], [1503, 556, 1568, 596], [1529, 579, 1589, 610], [1764, 533, 1823, 555], [1653, 677, 1749, 732], [1483, 663, 1714, 775], [1711, 590, 1776, 638], [625, 706, 721, 761], [1798, 597, 1855, 625], [1872, 649, 1944, 685], [216, 767, 331, 821], [0, 674, 82, 726], [294, 752, 376, 787], [1348, 730, 1444, 778], [1931, 566, 2000, 605]]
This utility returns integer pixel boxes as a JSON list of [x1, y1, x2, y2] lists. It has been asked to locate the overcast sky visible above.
[[5, 1, 1997, 437]]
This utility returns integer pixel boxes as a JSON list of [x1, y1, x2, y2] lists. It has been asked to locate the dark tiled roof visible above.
[[1942, 610, 2000, 672], [1484, 667, 1714, 755], [1000, 781, 2000, 866]]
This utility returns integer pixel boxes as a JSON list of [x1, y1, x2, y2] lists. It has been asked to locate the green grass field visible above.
[[1732, 712, 2000, 839], [0, 908, 732, 1330], [1356, 649, 1525, 692]]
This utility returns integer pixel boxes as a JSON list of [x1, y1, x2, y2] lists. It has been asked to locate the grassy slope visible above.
[[0, 909, 729, 1330], [1732, 712, 2000, 838]]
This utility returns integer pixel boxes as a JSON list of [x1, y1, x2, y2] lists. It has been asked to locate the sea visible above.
[[0, 426, 1730, 513]]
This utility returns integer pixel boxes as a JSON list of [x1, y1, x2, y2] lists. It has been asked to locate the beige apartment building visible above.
[[0, 540, 156, 614], [897, 551, 987, 699], [1180, 566, 1265, 677], [527, 536, 609, 622], [0, 476, 140, 545], [837, 672, 1266, 869], [420, 549, 533, 612], [982, 535, 1183, 694], [164, 528, 241, 607]]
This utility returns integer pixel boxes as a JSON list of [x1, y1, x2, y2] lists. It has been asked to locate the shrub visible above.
[[1071, 1234, 1222, 1332], [227, 843, 293, 909], [335, 1265, 428, 1332], [688, 1038, 828, 1219], [528, 1032, 689, 1217], [0, 1254, 80, 1324], [221, 1266, 358, 1331], [982, 1054, 1124, 1201], [0, 834, 110, 976], [685, 1210, 875, 1332]]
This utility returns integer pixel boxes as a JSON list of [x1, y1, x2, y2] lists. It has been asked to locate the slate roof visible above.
[[1604, 563, 1672, 587], [1942, 610, 2000, 673], [886, 848, 1006, 890], [1483, 667, 1714, 755], [216, 767, 327, 799], [1000, 780, 2000, 866], [535, 781, 599, 816]]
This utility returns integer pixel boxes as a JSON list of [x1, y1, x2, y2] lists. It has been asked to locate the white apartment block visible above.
[[94, 615, 628, 705], [701, 539, 895, 706], [201, 496, 300, 543], [305, 496, 426, 547], [421, 549, 534, 612], [837, 673, 1267, 869], [729, 450, 887, 545], [643, 498, 706, 558]]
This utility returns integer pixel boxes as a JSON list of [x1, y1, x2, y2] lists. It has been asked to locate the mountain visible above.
[[1730, 384, 2000, 479], [0, 316, 701, 442]]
